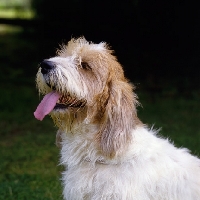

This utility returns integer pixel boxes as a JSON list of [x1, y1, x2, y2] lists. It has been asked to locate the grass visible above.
[[0, 8, 34, 19], [0, 83, 63, 199], [0, 24, 23, 35], [137, 91, 200, 155], [0, 30, 199, 199]]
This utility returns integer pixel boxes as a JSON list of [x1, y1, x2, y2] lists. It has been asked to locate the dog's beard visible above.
[[50, 109, 75, 131], [50, 106, 87, 131]]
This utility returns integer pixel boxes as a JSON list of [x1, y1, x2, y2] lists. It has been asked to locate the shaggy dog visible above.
[[34, 37, 200, 200]]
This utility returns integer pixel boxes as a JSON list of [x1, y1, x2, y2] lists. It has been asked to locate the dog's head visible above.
[[34, 37, 141, 157]]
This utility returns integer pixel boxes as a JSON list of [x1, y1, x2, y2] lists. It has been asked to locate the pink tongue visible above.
[[34, 91, 60, 121]]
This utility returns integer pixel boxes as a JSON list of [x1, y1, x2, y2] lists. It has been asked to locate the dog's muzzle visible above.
[[34, 59, 87, 121], [40, 60, 56, 74]]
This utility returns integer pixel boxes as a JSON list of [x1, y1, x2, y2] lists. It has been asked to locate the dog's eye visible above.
[[81, 62, 91, 70]]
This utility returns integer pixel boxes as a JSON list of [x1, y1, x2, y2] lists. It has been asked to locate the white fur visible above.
[[36, 37, 200, 200], [59, 126, 200, 200]]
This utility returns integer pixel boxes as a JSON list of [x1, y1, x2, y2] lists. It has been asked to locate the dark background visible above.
[[1, 0, 200, 93], [33, 0, 200, 88]]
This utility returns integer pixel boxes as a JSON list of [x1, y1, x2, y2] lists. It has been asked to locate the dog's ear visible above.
[[97, 79, 140, 158]]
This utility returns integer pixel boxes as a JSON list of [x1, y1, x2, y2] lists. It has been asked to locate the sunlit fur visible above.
[[36, 37, 200, 200]]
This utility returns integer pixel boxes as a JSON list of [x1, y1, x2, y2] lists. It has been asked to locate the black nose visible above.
[[40, 60, 55, 74]]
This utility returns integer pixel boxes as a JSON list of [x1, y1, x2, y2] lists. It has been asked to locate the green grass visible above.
[[0, 8, 34, 19], [137, 91, 200, 155], [0, 24, 23, 35], [0, 84, 63, 199]]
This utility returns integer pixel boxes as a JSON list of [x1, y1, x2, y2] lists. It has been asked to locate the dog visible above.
[[34, 37, 200, 200]]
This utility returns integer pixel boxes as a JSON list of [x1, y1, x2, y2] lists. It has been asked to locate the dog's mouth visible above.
[[46, 82, 86, 109], [34, 89, 86, 121], [55, 93, 86, 109]]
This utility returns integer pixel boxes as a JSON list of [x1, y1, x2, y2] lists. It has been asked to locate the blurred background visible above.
[[0, 0, 200, 199]]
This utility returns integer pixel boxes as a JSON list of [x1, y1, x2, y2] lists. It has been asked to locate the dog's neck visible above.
[[52, 98, 143, 158]]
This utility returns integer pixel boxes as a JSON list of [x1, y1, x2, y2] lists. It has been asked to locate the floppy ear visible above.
[[97, 79, 140, 158]]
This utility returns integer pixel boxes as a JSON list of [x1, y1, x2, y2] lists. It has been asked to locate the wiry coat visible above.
[[35, 37, 200, 200]]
